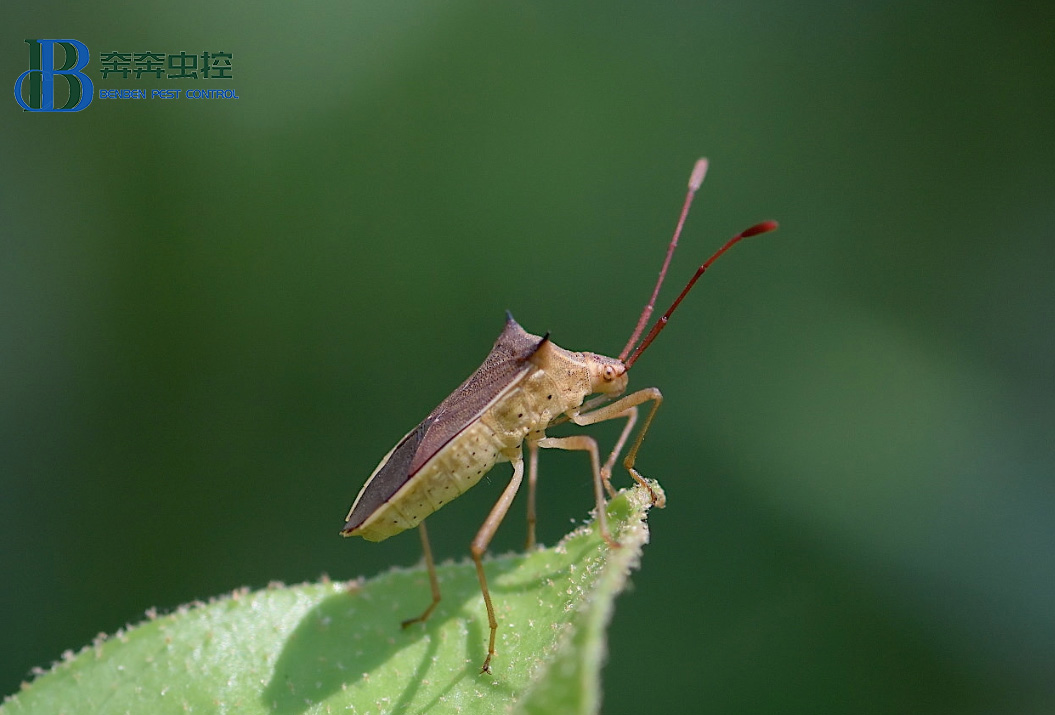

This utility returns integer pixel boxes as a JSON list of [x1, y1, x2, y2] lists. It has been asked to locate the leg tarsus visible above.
[[473, 552, 497, 674], [626, 465, 666, 508]]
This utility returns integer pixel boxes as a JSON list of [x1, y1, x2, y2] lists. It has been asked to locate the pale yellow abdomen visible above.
[[352, 368, 575, 542]]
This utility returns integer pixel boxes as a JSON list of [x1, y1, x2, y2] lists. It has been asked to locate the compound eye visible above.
[[602, 365, 616, 381]]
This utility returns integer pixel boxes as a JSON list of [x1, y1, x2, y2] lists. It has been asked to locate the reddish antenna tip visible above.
[[688, 158, 709, 191], [742, 220, 779, 238], [623, 217, 779, 369]]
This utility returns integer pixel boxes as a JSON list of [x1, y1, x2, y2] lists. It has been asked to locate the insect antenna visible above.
[[624, 219, 779, 369], [619, 158, 710, 363]]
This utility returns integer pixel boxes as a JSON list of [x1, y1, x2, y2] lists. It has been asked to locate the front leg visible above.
[[569, 387, 665, 507]]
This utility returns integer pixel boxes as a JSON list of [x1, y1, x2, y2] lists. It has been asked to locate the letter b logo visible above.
[[15, 39, 94, 112]]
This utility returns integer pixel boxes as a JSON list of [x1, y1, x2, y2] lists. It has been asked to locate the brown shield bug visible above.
[[341, 159, 777, 673]]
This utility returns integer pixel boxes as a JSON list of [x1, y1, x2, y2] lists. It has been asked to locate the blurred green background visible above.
[[3, 2, 1054, 712]]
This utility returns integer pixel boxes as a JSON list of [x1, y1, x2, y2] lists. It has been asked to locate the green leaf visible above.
[[2, 482, 661, 715]]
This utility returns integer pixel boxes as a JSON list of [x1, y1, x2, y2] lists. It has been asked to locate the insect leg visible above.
[[525, 438, 540, 551], [537, 435, 619, 549], [471, 449, 525, 674], [593, 406, 638, 499], [571, 388, 666, 507], [401, 521, 441, 628]]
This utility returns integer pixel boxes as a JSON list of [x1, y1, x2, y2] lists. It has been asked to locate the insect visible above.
[[341, 158, 777, 673]]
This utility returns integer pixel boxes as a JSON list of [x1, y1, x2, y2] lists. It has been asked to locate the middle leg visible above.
[[537, 435, 619, 549]]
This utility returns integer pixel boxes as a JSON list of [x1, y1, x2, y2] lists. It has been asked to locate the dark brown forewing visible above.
[[342, 314, 543, 533], [341, 417, 432, 533]]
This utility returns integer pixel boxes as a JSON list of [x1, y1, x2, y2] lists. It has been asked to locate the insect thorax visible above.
[[482, 361, 587, 444]]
